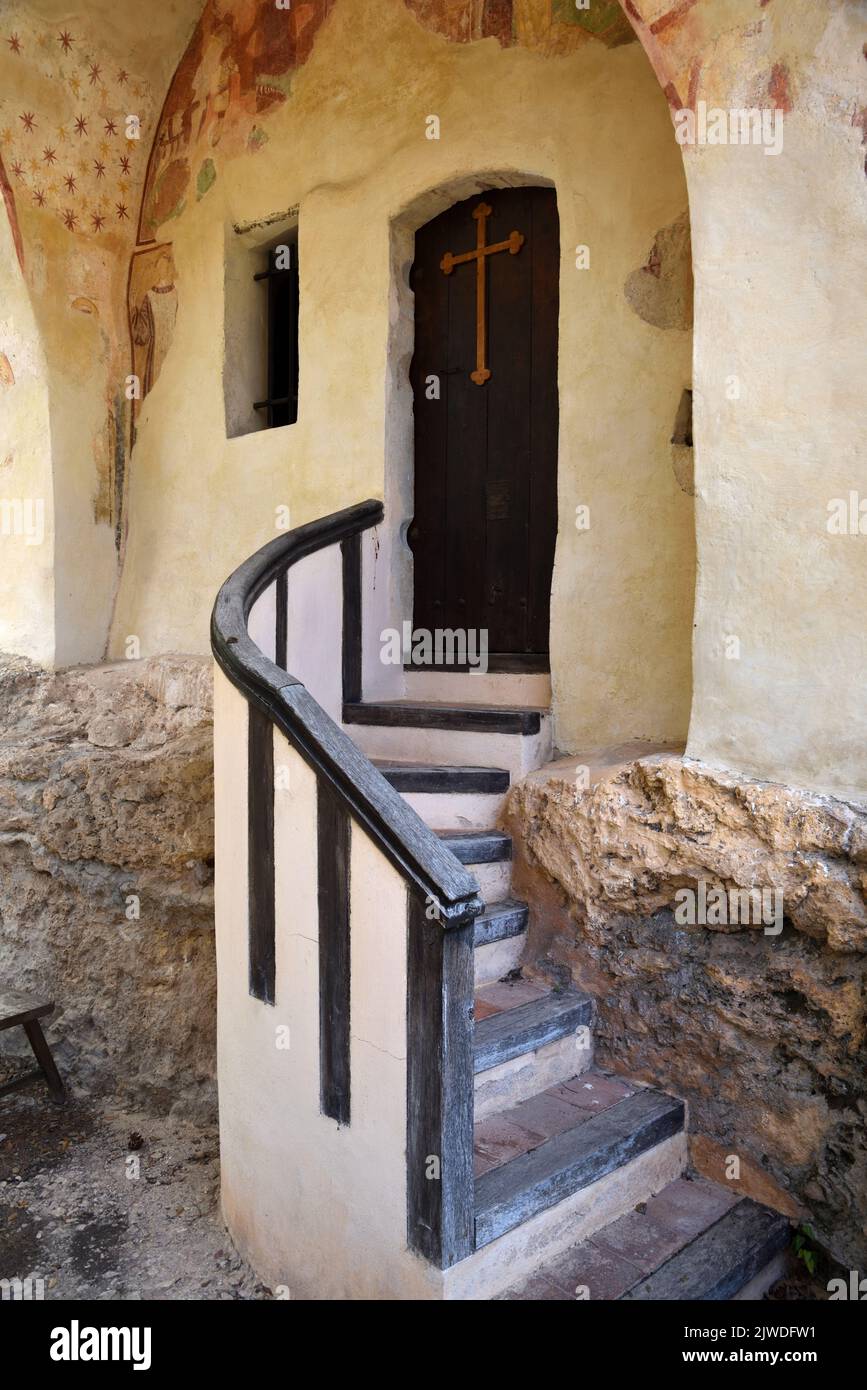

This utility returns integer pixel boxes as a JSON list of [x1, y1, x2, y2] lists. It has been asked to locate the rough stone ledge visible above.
[[505, 744, 867, 1269], [0, 654, 216, 1120]]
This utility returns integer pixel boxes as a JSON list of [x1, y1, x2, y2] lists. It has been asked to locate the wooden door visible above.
[[409, 186, 559, 670]]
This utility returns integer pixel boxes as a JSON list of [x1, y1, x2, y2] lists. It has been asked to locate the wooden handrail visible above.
[[211, 500, 483, 926]]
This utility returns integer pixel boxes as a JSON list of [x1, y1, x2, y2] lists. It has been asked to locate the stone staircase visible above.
[[347, 672, 791, 1301]]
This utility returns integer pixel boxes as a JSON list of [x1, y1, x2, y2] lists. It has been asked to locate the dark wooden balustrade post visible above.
[[406, 892, 475, 1267]]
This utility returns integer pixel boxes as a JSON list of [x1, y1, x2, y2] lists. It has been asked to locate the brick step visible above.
[[474, 1082, 685, 1250], [499, 1178, 791, 1300]]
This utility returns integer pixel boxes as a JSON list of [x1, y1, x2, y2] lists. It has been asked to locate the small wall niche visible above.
[[224, 213, 299, 440]]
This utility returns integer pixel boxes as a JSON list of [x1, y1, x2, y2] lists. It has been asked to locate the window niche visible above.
[[224, 214, 299, 439]]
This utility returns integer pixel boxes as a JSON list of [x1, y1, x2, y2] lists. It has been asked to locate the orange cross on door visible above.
[[440, 202, 525, 385]]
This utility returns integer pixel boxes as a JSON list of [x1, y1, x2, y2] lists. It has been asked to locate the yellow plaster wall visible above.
[[0, 195, 54, 666], [110, 0, 695, 753]]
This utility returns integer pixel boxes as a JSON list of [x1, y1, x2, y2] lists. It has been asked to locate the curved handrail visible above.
[[211, 499, 483, 926]]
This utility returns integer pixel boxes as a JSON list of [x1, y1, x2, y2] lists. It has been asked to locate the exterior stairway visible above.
[[212, 500, 791, 1301], [356, 672, 791, 1301]]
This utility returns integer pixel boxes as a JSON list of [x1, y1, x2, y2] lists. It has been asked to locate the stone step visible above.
[[474, 985, 593, 1074], [474, 1085, 686, 1250], [498, 1180, 790, 1300], [621, 1197, 791, 1301], [472, 900, 528, 986], [402, 669, 551, 709], [439, 829, 512, 864], [375, 760, 511, 831], [357, 706, 551, 778], [473, 982, 595, 1116], [345, 701, 543, 734], [473, 899, 528, 948], [439, 829, 512, 904]]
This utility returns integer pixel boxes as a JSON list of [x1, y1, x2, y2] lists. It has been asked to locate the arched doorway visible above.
[[408, 185, 559, 671]]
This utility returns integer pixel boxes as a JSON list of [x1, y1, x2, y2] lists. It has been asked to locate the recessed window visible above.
[[254, 236, 299, 429], [223, 217, 299, 440]]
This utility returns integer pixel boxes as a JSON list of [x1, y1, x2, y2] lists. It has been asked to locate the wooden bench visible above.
[[0, 991, 65, 1103]]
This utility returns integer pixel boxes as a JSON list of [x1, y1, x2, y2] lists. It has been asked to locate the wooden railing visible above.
[[211, 500, 482, 1272]]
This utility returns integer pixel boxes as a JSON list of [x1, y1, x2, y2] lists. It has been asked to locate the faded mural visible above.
[[1, 0, 863, 550], [128, 244, 179, 442]]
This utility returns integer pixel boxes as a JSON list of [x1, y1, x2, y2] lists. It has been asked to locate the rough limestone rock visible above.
[[0, 654, 216, 1119], [507, 747, 867, 1268]]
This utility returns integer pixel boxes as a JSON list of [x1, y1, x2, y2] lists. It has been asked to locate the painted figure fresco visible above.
[[128, 244, 178, 438]]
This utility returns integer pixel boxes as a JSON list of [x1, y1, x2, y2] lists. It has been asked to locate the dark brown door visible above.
[[409, 186, 559, 670]]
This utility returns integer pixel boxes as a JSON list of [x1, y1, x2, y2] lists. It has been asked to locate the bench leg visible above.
[[23, 1020, 65, 1103]]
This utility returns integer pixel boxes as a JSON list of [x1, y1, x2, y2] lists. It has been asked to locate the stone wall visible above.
[[507, 747, 867, 1269], [0, 654, 216, 1120]]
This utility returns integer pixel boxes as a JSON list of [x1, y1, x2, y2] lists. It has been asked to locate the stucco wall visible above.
[[0, 0, 204, 665], [108, 0, 695, 755], [679, 3, 867, 800], [0, 189, 54, 665]]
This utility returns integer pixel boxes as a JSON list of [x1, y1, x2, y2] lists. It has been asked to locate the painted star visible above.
[[70, 76, 81, 95], [98, 140, 111, 157], [29, 158, 40, 173], [42, 147, 58, 166], [118, 179, 129, 195], [93, 159, 106, 179], [91, 212, 106, 232], [88, 62, 102, 85], [10, 160, 25, 179], [0, 129, 12, 145], [33, 188, 46, 207], [57, 125, 68, 141], [103, 118, 117, 137], [19, 111, 37, 133], [117, 69, 129, 85], [64, 172, 77, 193], [116, 202, 129, 221], [62, 208, 77, 231], [119, 155, 131, 175], [7, 34, 22, 55], [58, 30, 74, 54], [74, 114, 88, 137]]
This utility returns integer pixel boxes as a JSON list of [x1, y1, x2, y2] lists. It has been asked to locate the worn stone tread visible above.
[[474, 989, 593, 1073], [475, 1087, 685, 1248], [438, 830, 512, 864], [473, 899, 529, 948], [620, 1197, 790, 1300]]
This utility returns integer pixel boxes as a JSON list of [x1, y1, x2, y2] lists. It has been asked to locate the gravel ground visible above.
[[0, 1062, 820, 1303], [0, 1062, 268, 1302]]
